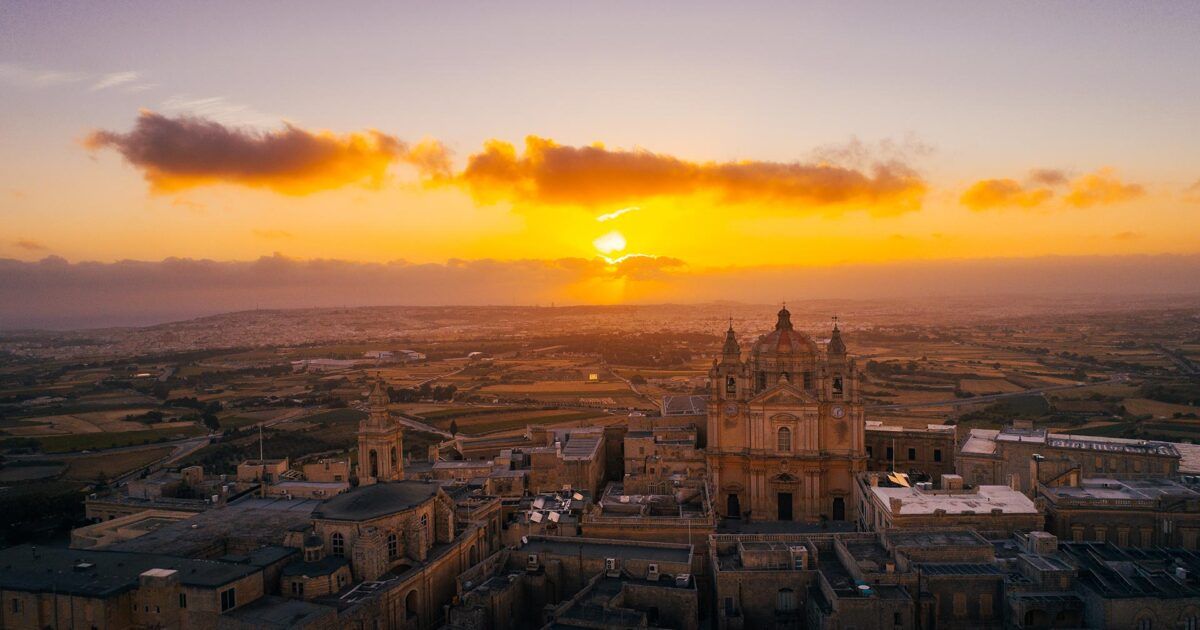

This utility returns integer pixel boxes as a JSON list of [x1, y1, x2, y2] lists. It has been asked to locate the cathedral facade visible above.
[[706, 307, 866, 523]]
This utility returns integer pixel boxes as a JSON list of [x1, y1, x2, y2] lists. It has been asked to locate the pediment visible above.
[[748, 382, 818, 407]]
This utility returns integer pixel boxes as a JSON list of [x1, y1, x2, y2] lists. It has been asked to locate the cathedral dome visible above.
[[749, 306, 818, 359]]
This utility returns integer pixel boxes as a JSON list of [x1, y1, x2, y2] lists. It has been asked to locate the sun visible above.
[[592, 230, 627, 255]]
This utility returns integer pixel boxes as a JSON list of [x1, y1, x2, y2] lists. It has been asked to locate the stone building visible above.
[[309, 480, 455, 581], [0, 544, 295, 630], [1039, 473, 1200, 548], [707, 308, 865, 524], [856, 472, 1043, 537], [864, 420, 957, 481], [446, 536, 697, 630], [357, 380, 405, 484], [623, 415, 706, 494], [957, 423, 1180, 493], [580, 481, 717, 548]]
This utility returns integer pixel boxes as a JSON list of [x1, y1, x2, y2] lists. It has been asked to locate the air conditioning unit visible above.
[[675, 573, 691, 587], [526, 554, 539, 569], [647, 563, 660, 581], [605, 557, 619, 576]]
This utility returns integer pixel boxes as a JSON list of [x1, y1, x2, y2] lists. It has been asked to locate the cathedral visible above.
[[358, 379, 405, 484], [706, 306, 865, 523]]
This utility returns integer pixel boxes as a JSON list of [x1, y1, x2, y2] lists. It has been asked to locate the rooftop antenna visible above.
[[259, 423, 266, 498]]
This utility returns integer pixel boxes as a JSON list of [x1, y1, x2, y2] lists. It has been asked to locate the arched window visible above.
[[777, 427, 792, 452], [405, 589, 419, 620], [832, 375, 844, 398], [777, 588, 796, 612], [391, 446, 399, 471], [331, 532, 345, 556], [369, 450, 379, 477], [387, 532, 399, 560], [1181, 614, 1198, 630], [1137, 618, 1153, 630]]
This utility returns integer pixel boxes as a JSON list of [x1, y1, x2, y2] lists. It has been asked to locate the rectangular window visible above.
[[886, 446, 894, 461], [980, 593, 993, 618], [291, 582, 304, 596], [953, 593, 966, 617], [220, 588, 237, 612], [179, 593, 186, 609], [866, 446, 873, 458], [933, 449, 942, 462], [907, 448, 916, 461], [11, 599, 20, 614], [802, 372, 813, 389]]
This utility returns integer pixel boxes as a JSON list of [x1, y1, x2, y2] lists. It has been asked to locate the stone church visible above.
[[706, 306, 865, 523], [358, 379, 405, 484]]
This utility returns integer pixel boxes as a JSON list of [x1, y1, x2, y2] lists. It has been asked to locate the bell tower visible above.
[[357, 379, 404, 485]]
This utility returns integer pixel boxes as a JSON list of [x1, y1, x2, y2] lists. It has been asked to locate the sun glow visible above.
[[593, 230, 627, 255]]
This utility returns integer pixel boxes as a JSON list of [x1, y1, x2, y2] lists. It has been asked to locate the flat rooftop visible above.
[[961, 427, 1181, 459], [520, 536, 691, 564], [108, 496, 319, 555], [0, 545, 265, 597], [865, 420, 955, 434], [871, 484, 1038, 516], [886, 530, 989, 548], [1043, 477, 1200, 503]]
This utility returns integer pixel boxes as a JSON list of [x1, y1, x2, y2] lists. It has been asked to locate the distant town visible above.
[[0, 297, 1198, 629]]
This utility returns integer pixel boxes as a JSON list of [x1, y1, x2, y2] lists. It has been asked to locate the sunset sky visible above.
[[2, 2, 1199, 325]]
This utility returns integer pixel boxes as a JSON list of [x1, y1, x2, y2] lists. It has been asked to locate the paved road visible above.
[[867, 376, 1126, 411]]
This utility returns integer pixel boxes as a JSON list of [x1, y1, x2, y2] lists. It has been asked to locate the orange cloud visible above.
[[1064, 168, 1144, 208], [84, 111, 438, 195], [451, 135, 926, 214], [13, 239, 49, 251], [960, 178, 1054, 211]]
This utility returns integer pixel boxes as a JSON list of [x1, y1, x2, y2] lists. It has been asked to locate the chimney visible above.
[[869, 473, 880, 487], [889, 497, 903, 513]]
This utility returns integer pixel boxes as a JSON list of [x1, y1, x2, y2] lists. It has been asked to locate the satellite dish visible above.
[[521, 536, 528, 545]]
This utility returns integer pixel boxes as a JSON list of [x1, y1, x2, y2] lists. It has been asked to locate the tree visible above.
[[449, 419, 459, 436], [201, 412, 221, 431]]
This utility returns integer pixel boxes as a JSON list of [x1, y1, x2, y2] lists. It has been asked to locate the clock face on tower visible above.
[[724, 402, 738, 416], [831, 406, 846, 419]]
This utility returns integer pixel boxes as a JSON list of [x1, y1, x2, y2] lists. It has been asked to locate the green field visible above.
[[6, 425, 207, 453]]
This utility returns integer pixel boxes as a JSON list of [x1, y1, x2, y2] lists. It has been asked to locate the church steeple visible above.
[[358, 377, 404, 484], [721, 318, 741, 361], [828, 316, 846, 356]]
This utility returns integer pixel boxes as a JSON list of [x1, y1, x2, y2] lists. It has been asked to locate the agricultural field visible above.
[[62, 446, 175, 482], [411, 406, 610, 436]]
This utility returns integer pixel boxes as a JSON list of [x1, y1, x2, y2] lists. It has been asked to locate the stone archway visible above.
[[405, 589, 419, 620]]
